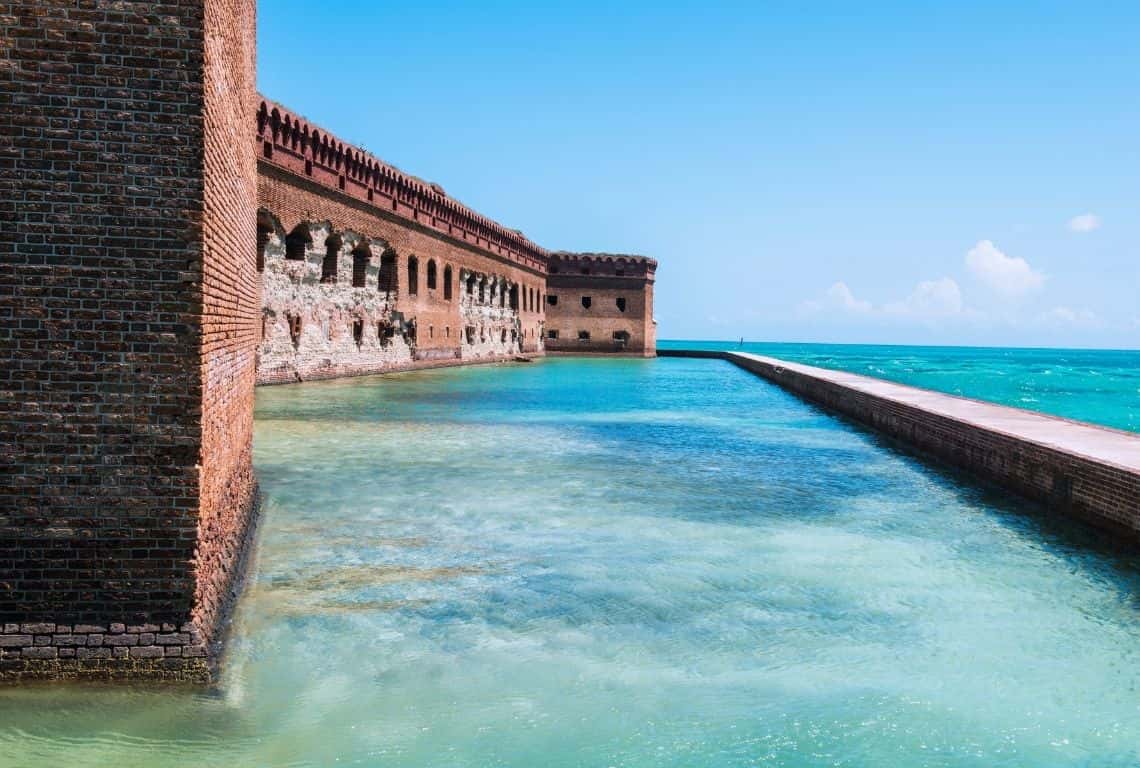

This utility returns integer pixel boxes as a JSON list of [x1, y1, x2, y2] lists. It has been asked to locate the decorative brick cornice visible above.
[[256, 97, 548, 272]]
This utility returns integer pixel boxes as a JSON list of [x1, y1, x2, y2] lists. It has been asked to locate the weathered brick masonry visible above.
[[0, 2, 654, 682], [662, 351, 1140, 543], [255, 100, 560, 383], [544, 252, 657, 356], [0, 0, 259, 680]]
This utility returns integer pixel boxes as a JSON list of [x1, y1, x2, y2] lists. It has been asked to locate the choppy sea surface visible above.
[[659, 340, 1140, 433], [2, 356, 1139, 767]]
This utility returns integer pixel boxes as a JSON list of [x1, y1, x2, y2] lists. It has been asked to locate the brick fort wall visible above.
[[544, 253, 657, 356], [0, 0, 259, 681]]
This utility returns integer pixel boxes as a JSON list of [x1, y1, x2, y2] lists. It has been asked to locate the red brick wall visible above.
[[256, 165, 548, 382], [545, 253, 657, 356], [0, 0, 258, 681], [194, 0, 260, 651]]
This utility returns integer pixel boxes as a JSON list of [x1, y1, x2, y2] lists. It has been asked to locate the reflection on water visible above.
[[2, 357, 1139, 767]]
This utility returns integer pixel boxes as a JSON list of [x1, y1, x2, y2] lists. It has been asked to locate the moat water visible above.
[[3, 354, 1140, 766]]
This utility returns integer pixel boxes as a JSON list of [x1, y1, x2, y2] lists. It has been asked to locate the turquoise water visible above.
[[659, 341, 1140, 433], [2, 357, 1140, 766]]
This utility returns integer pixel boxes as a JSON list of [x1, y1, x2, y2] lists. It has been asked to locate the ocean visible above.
[[658, 341, 1140, 433]]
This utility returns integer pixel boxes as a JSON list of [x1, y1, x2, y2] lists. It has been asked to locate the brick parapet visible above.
[[256, 98, 548, 274]]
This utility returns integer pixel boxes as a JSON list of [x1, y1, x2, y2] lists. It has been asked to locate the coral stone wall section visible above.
[[256, 156, 547, 384], [544, 253, 657, 356], [0, 0, 258, 682]]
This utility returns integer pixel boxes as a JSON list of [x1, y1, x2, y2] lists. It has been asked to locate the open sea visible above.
[[2, 346, 1139, 766], [659, 341, 1140, 433]]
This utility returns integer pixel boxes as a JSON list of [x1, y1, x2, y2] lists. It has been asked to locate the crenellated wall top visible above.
[[256, 96, 549, 273], [549, 251, 657, 278]]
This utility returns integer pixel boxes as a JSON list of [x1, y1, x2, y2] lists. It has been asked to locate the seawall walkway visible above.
[[660, 349, 1140, 544]]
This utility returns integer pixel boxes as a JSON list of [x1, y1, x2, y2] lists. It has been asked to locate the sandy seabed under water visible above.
[[2, 356, 1139, 767]]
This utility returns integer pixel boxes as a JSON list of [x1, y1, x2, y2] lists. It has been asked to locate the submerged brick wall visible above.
[[545, 253, 657, 356], [0, 0, 259, 681]]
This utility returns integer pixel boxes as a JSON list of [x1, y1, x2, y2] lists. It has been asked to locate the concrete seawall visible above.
[[660, 349, 1140, 543]]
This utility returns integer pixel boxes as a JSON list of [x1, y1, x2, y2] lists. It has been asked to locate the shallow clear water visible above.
[[2, 357, 1139, 766], [659, 340, 1140, 433]]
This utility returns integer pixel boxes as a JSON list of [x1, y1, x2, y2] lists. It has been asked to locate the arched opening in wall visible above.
[[478, 277, 486, 304], [466, 273, 476, 296], [443, 266, 453, 300], [352, 244, 371, 288], [352, 318, 363, 347], [616, 297, 627, 313], [465, 326, 475, 344], [581, 296, 592, 309], [501, 328, 507, 343], [427, 259, 438, 291], [257, 209, 276, 272], [613, 330, 630, 348], [547, 294, 558, 306], [509, 284, 519, 311], [379, 249, 398, 296], [287, 314, 303, 348], [407, 256, 419, 295], [378, 322, 394, 347], [578, 330, 591, 341], [499, 283, 505, 308], [322, 234, 342, 283], [285, 223, 311, 261], [547, 329, 558, 339], [530, 288, 536, 312]]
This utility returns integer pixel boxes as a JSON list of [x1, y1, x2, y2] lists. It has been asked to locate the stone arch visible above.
[[378, 248, 398, 296], [427, 259, 438, 291], [256, 208, 282, 273], [285, 223, 311, 261], [351, 242, 371, 288], [321, 233, 342, 283], [407, 255, 419, 295]]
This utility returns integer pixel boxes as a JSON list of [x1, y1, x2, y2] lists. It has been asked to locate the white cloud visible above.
[[801, 277, 972, 324], [884, 278, 964, 318], [965, 240, 1045, 298], [798, 281, 871, 315], [1067, 213, 1102, 233], [824, 282, 872, 313]]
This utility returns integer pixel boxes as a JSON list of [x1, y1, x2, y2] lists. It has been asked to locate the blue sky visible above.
[[258, 1, 1139, 348]]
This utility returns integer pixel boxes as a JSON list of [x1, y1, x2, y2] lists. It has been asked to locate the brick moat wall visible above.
[[0, 0, 259, 681], [544, 253, 657, 356], [662, 351, 1140, 544]]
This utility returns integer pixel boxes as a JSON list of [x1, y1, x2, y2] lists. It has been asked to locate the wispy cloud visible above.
[[883, 278, 964, 318], [800, 278, 974, 324], [1036, 306, 1101, 329], [1067, 213, 1102, 233], [965, 240, 1045, 298]]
